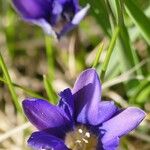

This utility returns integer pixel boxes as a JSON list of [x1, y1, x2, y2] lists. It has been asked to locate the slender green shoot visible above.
[[92, 42, 104, 68], [0, 76, 46, 99], [105, 0, 116, 26], [45, 36, 58, 104], [129, 79, 149, 104], [125, 0, 150, 45], [101, 27, 120, 81], [0, 53, 22, 114], [116, 0, 142, 75], [43, 75, 57, 104], [45, 35, 55, 81]]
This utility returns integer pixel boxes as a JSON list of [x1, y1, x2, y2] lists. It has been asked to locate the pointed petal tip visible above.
[[72, 4, 90, 25], [82, 68, 97, 73], [77, 68, 99, 80], [85, 3, 91, 10], [73, 68, 101, 94], [22, 98, 32, 108], [59, 88, 72, 97], [128, 107, 146, 120], [22, 98, 42, 108]]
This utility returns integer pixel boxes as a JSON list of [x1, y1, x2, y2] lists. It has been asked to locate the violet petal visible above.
[[72, 4, 90, 25], [58, 4, 90, 38], [72, 68, 101, 125], [100, 107, 146, 142], [50, 0, 63, 25], [58, 88, 74, 121], [12, 0, 51, 20], [22, 99, 72, 137], [101, 137, 120, 150], [27, 18, 57, 38], [28, 131, 68, 150], [57, 22, 75, 38], [97, 101, 118, 125]]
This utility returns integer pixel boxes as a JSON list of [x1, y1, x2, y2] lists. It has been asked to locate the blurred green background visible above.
[[0, 0, 150, 149]]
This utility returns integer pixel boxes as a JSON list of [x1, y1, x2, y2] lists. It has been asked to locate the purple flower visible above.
[[12, 0, 90, 38], [23, 69, 146, 150]]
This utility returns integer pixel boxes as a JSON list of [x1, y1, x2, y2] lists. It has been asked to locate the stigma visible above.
[[65, 126, 98, 150]]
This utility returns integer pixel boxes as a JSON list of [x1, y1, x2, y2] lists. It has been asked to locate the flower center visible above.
[[65, 126, 98, 150]]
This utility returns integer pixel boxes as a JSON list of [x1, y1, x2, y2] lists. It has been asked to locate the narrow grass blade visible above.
[[5, 10, 16, 57], [103, 0, 138, 79], [129, 79, 150, 104], [45, 36, 55, 80], [115, 0, 142, 75], [43, 75, 57, 104], [92, 42, 104, 68], [125, 0, 150, 45], [0, 53, 22, 113], [136, 84, 150, 104], [15, 85, 47, 100], [0, 76, 46, 99], [101, 27, 120, 81]]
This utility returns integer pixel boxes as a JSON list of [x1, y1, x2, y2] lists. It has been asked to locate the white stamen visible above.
[[85, 132, 90, 138], [76, 140, 82, 143], [65, 125, 98, 149], [82, 138, 88, 144], [78, 129, 83, 133]]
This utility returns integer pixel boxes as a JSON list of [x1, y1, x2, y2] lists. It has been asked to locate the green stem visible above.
[[116, 0, 142, 75], [43, 75, 57, 104], [0, 76, 46, 99], [45, 35, 54, 80], [0, 53, 22, 114], [101, 27, 120, 81], [44, 36, 58, 104], [105, 0, 116, 30], [92, 42, 104, 68]]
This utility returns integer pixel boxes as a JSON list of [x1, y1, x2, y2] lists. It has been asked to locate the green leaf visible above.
[[5, 10, 16, 57], [43, 75, 57, 104], [129, 79, 149, 104], [92, 42, 104, 68], [101, 26, 120, 81], [116, 0, 141, 73], [0, 76, 46, 100], [125, 0, 150, 45], [45, 36, 55, 80], [104, 0, 141, 78], [136, 84, 150, 103], [0, 53, 22, 114]]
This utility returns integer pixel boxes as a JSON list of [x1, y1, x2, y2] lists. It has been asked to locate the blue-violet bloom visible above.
[[12, 0, 90, 39], [22, 69, 146, 150]]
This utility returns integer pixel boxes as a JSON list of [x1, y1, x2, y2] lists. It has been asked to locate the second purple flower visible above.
[[12, 0, 90, 38]]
